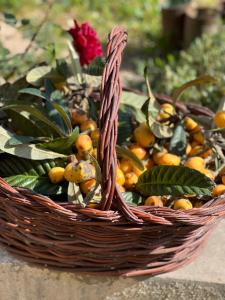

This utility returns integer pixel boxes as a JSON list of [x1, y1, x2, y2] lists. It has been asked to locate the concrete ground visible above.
[[0, 220, 224, 300]]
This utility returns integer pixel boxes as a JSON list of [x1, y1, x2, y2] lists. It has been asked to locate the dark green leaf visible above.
[[84, 57, 105, 76], [4, 174, 66, 195], [7, 135, 46, 146], [19, 88, 47, 100], [136, 165, 214, 197], [122, 192, 143, 206], [116, 145, 144, 171], [38, 127, 79, 154], [118, 104, 134, 145], [21, 18, 30, 26], [53, 103, 72, 134], [169, 123, 187, 156]]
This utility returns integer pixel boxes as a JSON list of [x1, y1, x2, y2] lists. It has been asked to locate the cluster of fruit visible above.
[[47, 102, 225, 210]]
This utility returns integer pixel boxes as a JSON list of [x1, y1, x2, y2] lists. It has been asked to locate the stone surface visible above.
[[0, 220, 224, 300]]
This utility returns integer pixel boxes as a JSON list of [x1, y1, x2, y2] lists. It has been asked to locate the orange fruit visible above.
[[157, 153, 180, 166], [120, 159, 133, 174], [80, 120, 97, 132], [213, 184, 225, 197], [80, 179, 96, 194], [48, 167, 65, 184], [124, 172, 138, 190], [184, 117, 198, 132], [129, 144, 147, 160], [185, 156, 205, 172], [133, 123, 155, 148], [75, 134, 93, 153], [116, 168, 125, 186], [144, 196, 163, 207], [174, 199, 193, 210], [71, 109, 88, 125], [214, 111, 225, 128]]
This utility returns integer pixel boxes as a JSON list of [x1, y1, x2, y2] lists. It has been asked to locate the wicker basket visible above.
[[0, 27, 225, 277]]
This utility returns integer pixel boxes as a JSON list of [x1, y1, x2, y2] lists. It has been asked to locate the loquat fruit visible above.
[[157, 153, 180, 166], [174, 199, 193, 210], [80, 179, 96, 194], [184, 117, 198, 132], [120, 159, 133, 174], [214, 111, 225, 128], [213, 184, 225, 197], [129, 144, 147, 160], [185, 156, 205, 171], [80, 120, 97, 132], [116, 168, 125, 186], [71, 109, 88, 125], [64, 161, 95, 183], [133, 122, 155, 148], [144, 196, 163, 207], [48, 167, 65, 184], [124, 172, 138, 190], [75, 134, 93, 153]]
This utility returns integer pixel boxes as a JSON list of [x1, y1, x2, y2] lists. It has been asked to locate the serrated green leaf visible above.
[[136, 165, 214, 197], [0, 127, 66, 160], [38, 127, 79, 154], [169, 123, 187, 156], [122, 192, 143, 206], [116, 145, 144, 171]]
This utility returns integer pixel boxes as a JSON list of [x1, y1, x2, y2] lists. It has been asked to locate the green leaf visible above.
[[122, 192, 143, 206], [0, 154, 67, 195], [4, 174, 66, 195], [84, 57, 105, 76], [53, 103, 72, 134], [38, 127, 79, 155], [0, 127, 66, 160], [136, 165, 214, 197], [68, 41, 83, 85], [19, 88, 47, 100], [116, 145, 144, 171], [118, 104, 134, 145], [26, 66, 63, 87], [169, 123, 187, 156], [173, 75, 217, 101], [3, 109, 46, 137], [0, 105, 65, 137], [7, 135, 45, 146], [120, 91, 146, 123]]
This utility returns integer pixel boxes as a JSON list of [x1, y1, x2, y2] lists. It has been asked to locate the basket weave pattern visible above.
[[0, 27, 225, 277]]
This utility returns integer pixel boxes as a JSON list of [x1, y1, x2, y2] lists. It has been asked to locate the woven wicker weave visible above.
[[0, 27, 225, 277]]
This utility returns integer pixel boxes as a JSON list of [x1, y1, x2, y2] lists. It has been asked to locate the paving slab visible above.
[[0, 220, 224, 300]]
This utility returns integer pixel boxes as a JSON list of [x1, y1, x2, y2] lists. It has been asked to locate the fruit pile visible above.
[[47, 102, 225, 210]]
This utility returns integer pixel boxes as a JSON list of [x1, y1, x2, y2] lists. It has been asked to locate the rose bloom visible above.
[[68, 20, 103, 66]]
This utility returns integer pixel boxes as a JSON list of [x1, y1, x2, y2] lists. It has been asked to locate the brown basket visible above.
[[0, 27, 225, 277]]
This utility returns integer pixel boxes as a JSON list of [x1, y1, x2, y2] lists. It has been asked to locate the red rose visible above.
[[68, 20, 103, 66]]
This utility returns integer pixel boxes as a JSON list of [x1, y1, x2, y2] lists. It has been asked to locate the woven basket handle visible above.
[[98, 27, 140, 222]]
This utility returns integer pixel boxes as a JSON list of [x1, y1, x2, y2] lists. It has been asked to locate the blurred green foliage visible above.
[[136, 28, 225, 111]]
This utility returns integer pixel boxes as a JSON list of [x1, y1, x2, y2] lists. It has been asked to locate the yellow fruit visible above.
[[48, 167, 65, 184], [185, 156, 205, 171], [64, 161, 95, 183], [157, 153, 180, 166], [214, 111, 225, 128], [120, 159, 133, 174], [71, 109, 88, 125], [80, 120, 97, 132], [158, 103, 175, 121], [186, 143, 192, 155], [184, 117, 198, 132], [152, 150, 167, 164], [213, 184, 225, 197], [192, 127, 205, 144], [124, 172, 138, 190], [75, 134, 93, 153], [129, 144, 147, 160], [87, 200, 99, 208], [174, 199, 193, 210], [144, 196, 163, 207], [201, 169, 214, 180], [145, 159, 155, 169], [116, 168, 125, 186], [134, 123, 155, 148], [80, 179, 96, 194], [90, 129, 100, 146]]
